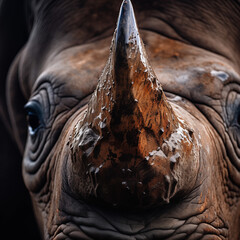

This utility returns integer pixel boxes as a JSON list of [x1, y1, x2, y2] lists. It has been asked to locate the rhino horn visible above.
[[70, 0, 181, 207], [86, 0, 179, 148]]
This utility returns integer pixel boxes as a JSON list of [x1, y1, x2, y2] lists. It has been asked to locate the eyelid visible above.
[[24, 101, 42, 115], [226, 91, 240, 126], [24, 100, 44, 128]]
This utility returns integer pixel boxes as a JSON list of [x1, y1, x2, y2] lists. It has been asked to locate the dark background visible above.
[[0, 0, 40, 238]]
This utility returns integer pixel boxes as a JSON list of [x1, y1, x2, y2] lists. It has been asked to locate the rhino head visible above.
[[5, 0, 240, 239]]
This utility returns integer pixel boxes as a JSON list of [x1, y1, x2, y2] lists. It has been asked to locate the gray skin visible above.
[[1, 0, 240, 239]]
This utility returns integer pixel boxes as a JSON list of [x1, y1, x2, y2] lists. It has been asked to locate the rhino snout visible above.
[[67, 0, 200, 209]]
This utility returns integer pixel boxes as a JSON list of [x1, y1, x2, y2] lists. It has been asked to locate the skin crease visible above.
[[1, 0, 240, 239]]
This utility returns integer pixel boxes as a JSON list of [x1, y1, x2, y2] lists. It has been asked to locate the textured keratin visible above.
[[69, 0, 197, 209]]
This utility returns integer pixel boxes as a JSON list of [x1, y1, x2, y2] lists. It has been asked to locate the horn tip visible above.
[[116, 0, 138, 46]]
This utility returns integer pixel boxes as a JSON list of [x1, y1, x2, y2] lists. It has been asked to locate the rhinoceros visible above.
[[1, 0, 240, 239]]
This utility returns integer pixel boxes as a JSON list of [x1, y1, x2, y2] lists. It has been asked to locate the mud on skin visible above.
[[1, 0, 240, 239]]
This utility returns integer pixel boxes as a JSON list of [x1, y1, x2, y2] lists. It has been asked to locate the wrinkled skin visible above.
[[1, 0, 240, 239]]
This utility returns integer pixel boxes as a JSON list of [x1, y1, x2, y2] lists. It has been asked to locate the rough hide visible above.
[[1, 0, 240, 239]]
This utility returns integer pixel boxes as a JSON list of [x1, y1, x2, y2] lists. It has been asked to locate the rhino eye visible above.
[[238, 109, 240, 126], [25, 101, 43, 135]]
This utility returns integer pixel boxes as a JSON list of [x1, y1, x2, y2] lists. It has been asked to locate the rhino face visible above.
[[7, 0, 240, 239]]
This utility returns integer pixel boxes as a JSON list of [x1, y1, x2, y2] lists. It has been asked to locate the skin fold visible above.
[[1, 0, 240, 239]]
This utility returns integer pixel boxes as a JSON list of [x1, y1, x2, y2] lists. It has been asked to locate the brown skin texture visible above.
[[1, 0, 240, 239]]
